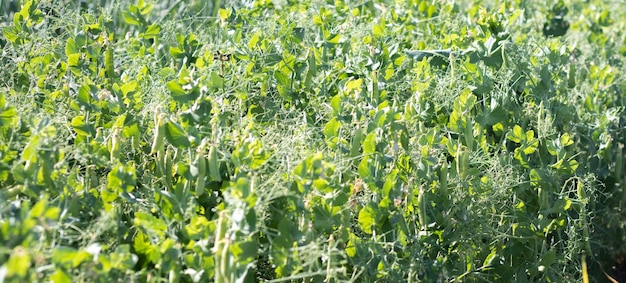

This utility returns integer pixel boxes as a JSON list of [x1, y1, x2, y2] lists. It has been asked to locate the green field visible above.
[[1, 0, 625, 282]]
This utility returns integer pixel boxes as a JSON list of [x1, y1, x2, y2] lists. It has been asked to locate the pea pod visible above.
[[576, 178, 592, 254], [155, 144, 165, 178], [325, 234, 335, 282], [456, 144, 469, 180], [464, 118, 474, 150], [109, 128, 121, 162], [568, 63, 576, 88], [164, 148, 173, 189], [208, 146, 222, 182], [104, 34, 115, 79], [150, 113, 165, 155], [616, 144, 624, 204], [86, 166, 99, 189], [195, 152, 207, 196], [538, 187, 549, 211], [214, 211, 230, 283], [417, 187, 428, 229], [439, 162, 448, 197], [350, 127, 363, 158]]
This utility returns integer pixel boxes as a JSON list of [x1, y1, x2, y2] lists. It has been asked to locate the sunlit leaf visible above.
[[164, 119, 191, 148], [358, 205, 377, 234], [71, 115, 95, 137], [363, 132, 377, 154], [323, 117, 341, 139]]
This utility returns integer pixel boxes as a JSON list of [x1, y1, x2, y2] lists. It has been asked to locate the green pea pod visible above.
[[350, 127, 363, 158], [208, 146, 222, 182], [214, 211, 230, 283], [105, 35, 115, 79], [150, 113, 165, 155], [417, 187, 428, 229], [439, 163, 448, 197], [195, 153, 207, 196], [568, 63, 576, 88], [109, 129, 120, 162], [164, 148, 173, 189], [464, 119, 474, 150]]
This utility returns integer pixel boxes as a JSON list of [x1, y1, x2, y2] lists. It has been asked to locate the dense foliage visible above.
[[1, 0, 625, 282]]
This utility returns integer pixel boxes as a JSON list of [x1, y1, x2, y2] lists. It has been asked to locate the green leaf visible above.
[[186, 215, 211, 239], [134, 211, 168, 235], [232, 138, 271, 171], [67, 53, 81, 68], [447, 110, 463, 132], [106, 163, 136, 196], [478, 106, 507, 125], [292, 27, 305, 42], [133, 232, 160, 263], [346, 234, 359, 258], [166, 80, 199, 104], [3, 27, 21, 44], [248, 31, 260, 48], [65, 38, 79, 56], [323, 117, 341, 139], [110, 245, 138, 270], [482, 249, 499, 269], [560, 133, 574, 147], [325, 33, 342, 44], [169, 46, 184, 58], [112, 114, 126, 130], [29, 198, 48, 218], [228, 177, 252, 201], [0, 105, 16, 129], [120, 81, 138, 96], [529, 169, 544, 187], [549, 198, 572, 214], [77, 84, 97, 109], [550, 157, 579, 173], [71, 115, 95, 137], [522, 134, 539, 155], [141, 24, 161, 39], [123, 12, 141, 25], [166, 80, 182, 97], [232, 238, 258, 263], [6, 247, 31, 277], [427, 4, 437, 17], [209, 71, 224, 89], [0, 93, 6, 109], [50, 269, 72, 283], [358, 156, 375, 182], [372, 23, 384, 38], [330, 95, 342, 116], [525, 129, 535, 141], [21, 135, 39, 162], [164, 119, 191, 148], [52, 247, 78, 266], [345, 78, 363, 92], [122, 121, 141, 140], [248, 145, 270, 171], [507, 125, 524, 143], [363, 131, 377, 154], [358, 204, 378, 234], [274, 70, 290, 87], [539, 249, 557, 268]]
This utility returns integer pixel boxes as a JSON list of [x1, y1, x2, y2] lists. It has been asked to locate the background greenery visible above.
[[1, 0, 625, 282]]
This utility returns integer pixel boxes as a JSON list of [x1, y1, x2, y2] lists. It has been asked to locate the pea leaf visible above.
[[163, 119, 191, 148], [323, 117, 341, 139], [358, 204, 378, 234]]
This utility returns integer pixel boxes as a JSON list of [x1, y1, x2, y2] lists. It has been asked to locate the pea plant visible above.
[[1, 0, 625, 282]]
